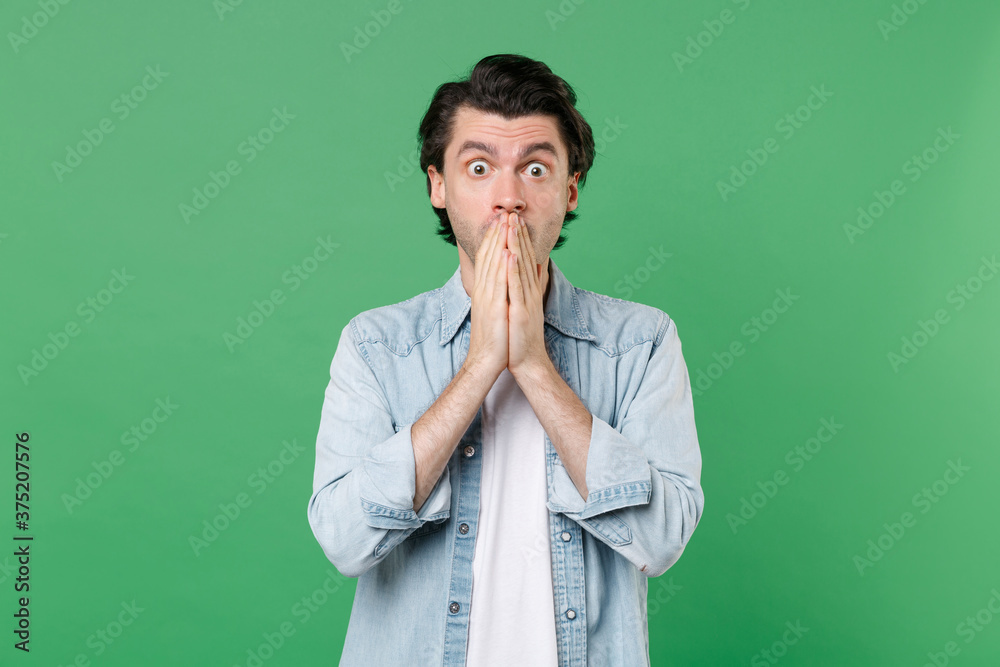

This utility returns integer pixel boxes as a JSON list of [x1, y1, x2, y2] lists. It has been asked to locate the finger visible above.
[[513, 228, 529, 307], [507, 222, 523, 308], [507, 249, 521, 304], [509, 213, 532, 300], [488, 216, 509, 302], [531, 239, 545, 286], [475, 214, 503, 288], [519, 216, 539, 277], [495, 248, 509, 305], [510, 213, 535, 298], [512, 213, 536, 298], [483, 213, 508, 293]]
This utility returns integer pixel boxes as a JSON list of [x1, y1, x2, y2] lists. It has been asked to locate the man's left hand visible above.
[[506, 211, 552, 378]]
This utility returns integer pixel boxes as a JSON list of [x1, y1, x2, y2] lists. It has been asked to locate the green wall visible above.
[[3, 0, 999, 664]]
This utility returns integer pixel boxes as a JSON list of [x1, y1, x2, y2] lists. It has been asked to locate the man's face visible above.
[[427, 105, 579, 296]]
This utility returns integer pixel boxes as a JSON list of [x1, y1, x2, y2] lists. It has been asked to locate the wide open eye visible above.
[[526, 162, 549, 178], [468, 160, 489, 177]]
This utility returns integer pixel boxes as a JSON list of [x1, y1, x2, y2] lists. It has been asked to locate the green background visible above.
[[2, 0, 999, 664]]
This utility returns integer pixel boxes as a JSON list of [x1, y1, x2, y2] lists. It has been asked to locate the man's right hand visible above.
[[465, 211, 512, 381]]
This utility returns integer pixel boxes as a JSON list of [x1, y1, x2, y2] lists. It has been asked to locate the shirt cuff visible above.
[[358, 422, 452, 529], [546, 413, 653, 521]]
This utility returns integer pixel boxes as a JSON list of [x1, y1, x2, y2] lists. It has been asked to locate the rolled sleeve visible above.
[[307, 321, 451, 578], [548, 314, 704, 577], [359, 422, 451, 529], [547, 413, 653, 520]]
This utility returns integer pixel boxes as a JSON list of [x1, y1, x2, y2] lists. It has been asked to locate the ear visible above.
[[565, 171, 580, 213], [428, 164, 446, 208]]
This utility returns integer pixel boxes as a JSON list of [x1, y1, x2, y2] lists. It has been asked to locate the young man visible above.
[[307, 54, 704, 666]]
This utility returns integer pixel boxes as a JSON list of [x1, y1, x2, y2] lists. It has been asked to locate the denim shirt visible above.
[[307, 257, 704, 666]]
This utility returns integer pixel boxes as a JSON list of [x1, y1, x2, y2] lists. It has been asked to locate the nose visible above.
[[492, 169, 525, 220]]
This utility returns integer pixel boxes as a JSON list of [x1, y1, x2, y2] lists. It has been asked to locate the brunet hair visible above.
[[417, 54, 595, 249]]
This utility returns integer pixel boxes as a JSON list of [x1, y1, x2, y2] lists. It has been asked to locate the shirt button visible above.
[[561, 531, 571, 542], [566, 609, 576, 620], [459, 523, 469, 534], [449, 602, 460, 614], [463, 445, 475, 457]]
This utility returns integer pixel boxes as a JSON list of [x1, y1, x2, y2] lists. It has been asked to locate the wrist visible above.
[[461, 358, 500, 389], [510, 357, 556, 386]]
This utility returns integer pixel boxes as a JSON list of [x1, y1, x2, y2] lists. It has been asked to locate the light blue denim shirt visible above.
[[307, 257, 704, 666]]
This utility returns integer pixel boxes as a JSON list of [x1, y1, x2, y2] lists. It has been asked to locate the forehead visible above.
[[447, 105, 566, 161]]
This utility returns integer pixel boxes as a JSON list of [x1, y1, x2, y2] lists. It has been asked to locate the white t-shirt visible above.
[[465, 368, 559, 666]]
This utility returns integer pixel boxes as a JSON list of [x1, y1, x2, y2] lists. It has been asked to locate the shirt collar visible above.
[[438, 256, 597, 346]]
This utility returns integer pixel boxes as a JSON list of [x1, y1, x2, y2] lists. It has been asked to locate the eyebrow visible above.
[[455, 140, 559, 162]]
